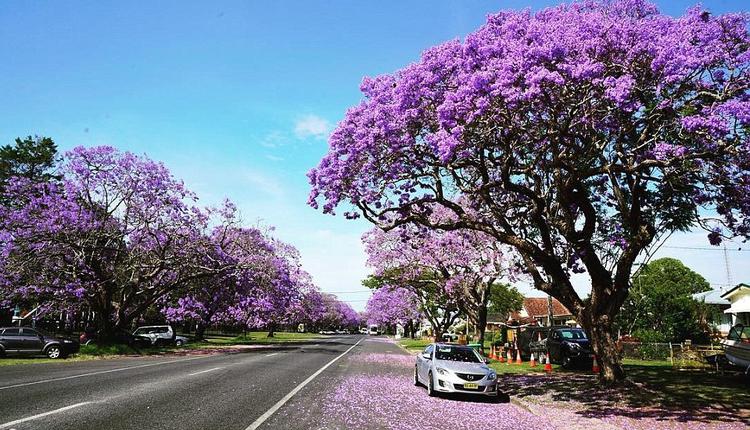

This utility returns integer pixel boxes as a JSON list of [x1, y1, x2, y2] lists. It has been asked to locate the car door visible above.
[[418, 345, 434, 381], [20, 328, 45, 354], [0, 328, 23, 354]]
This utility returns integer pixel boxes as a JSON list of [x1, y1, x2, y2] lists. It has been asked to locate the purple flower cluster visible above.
[[0, 146, 338, 334]]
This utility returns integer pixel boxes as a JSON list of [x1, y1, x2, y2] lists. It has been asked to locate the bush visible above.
[[632, 329, 670, 360]]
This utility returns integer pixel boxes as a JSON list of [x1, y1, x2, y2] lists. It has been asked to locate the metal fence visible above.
[[619, 341, 724, 369]]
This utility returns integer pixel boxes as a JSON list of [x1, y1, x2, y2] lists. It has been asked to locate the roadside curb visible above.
[[509, 396, 534, 413], [392, 339, 414, 356]]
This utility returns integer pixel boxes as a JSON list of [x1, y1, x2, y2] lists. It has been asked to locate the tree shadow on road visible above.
[[503, 363, 750, 425]]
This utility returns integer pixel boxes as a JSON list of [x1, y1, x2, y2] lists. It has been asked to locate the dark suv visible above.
[[0, 327, 80, 359], [517, 326, 592, 367]]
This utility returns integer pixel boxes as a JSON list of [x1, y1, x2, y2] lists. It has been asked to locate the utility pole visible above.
[[723, 243, 733, 290], [547, 294, 554, 327]]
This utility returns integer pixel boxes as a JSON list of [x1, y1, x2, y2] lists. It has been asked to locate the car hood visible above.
[[434, 360, 490, 374]]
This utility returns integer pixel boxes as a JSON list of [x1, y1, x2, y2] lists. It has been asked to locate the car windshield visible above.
[[434, 346, 482, 363], [560, 329, 587, 340]]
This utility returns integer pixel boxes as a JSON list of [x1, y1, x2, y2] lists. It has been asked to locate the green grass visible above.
[[490, 359, 565, 374], [0, 331, 322, 367], [398, 337, 432, 352], [497, 357, 749, 425], [204, 331, 321, 344]]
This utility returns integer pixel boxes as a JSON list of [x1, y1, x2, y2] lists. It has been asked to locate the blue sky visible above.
[[1, 1, 748, 310]]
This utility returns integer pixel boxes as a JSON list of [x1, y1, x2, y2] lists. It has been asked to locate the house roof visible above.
[[509, 297, 572, 320], [692, 289, 731, 306], [720, 283, 750, 300]]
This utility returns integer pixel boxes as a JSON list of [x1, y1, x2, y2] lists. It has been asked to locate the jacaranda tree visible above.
[[362, 207, 515, 347], [309, 0, 750, 382], [0, 146, 226, 339], [162, 218, 282, 340], [365, 286, 422, 336]]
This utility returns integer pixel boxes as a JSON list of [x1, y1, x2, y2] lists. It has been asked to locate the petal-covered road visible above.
[[260, 336, 748, 430], [261, 336, 552, 429]]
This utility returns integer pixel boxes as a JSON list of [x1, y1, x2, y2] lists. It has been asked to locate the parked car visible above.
[[0, 326, 80, 359], [359, 327, 368, 335], [319, 330, 335, 335], [80, 327, 144, 347], [517, 326, 592, 367], [132, 325, 178, 347], [414, 343, 498, 399]]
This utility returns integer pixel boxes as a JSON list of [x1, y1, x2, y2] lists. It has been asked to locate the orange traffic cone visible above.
[[592, 355, 600, 373], [515, 349, 523, 365], [490, 346, 497, 360], [544, 352, 553, 373], [529, 353, 537, 367], [506, 349, 512, 365], [498, 348, 505, 362]]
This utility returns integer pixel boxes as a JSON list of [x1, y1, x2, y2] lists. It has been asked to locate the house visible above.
[[692, 289, 733, 335], [721, 283, 750, 326], [512, 297, 574, 326], [486, 296, 575, 331]]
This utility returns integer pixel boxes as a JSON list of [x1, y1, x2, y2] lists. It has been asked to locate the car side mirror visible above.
[[421, 353, 431, 360]]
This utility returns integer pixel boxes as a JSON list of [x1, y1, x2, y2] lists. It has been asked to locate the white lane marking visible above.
[[188, 367, 224, 377], [265, 353, 278, 357], [244, 337, 363, 430], [0, 355, 209, 391], [0, 402, 93, 429]]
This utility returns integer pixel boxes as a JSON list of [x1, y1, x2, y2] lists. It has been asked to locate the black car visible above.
[[517, 326, 592, 367], [0, 326, 80, 359]]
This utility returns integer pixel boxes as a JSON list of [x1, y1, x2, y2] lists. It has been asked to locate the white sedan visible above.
[[414, 343, 499, 399]]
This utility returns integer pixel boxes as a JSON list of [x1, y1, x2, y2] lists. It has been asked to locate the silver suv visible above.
[[132, 325, 183, 347]]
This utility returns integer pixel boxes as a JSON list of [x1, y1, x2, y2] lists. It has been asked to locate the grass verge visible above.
[[0, 331, 322, 366], [397, 337, 432, 353]]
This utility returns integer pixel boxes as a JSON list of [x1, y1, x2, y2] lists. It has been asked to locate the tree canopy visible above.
[[618, 257, 711, 342], [309, 0, 750, 382]]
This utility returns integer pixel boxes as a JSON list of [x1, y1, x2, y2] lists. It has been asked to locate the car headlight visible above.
[[436, 368, 448, 375], [487, 371, 496, 380]]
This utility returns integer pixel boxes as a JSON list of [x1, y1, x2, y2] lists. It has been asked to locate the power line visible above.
[[663, 245, 749, 252]]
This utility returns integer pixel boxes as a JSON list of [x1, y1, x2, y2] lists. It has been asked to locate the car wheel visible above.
[[414, 366, 420, 387], [561, 354, 572, 369], [175, 339, 184, 347], [45, 345, 62, 359], [427, 371, 437, 397]]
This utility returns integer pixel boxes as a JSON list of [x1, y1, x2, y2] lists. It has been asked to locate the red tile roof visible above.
[[511, 297, 572, 319]]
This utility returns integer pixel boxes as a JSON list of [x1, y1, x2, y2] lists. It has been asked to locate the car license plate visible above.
[[463, 383, 478, 389]]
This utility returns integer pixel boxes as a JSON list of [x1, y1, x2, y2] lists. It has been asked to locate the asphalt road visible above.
[[0, 335, 365, 430]]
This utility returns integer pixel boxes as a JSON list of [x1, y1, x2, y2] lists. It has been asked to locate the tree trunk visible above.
[[476, 304, 488, 353], [195, 322, 207, 341], [580, 310, 625, 383], [267, 323, 276, 338]]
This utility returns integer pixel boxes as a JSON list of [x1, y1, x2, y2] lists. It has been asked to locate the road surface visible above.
[[0, 335, 542, 429]]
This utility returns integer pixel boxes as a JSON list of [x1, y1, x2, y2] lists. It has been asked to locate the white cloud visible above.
[[294, 114, 333, 140], [265, 154, 284, 162], [259, 131, 287, 148], [240, 169, 285, 197]]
